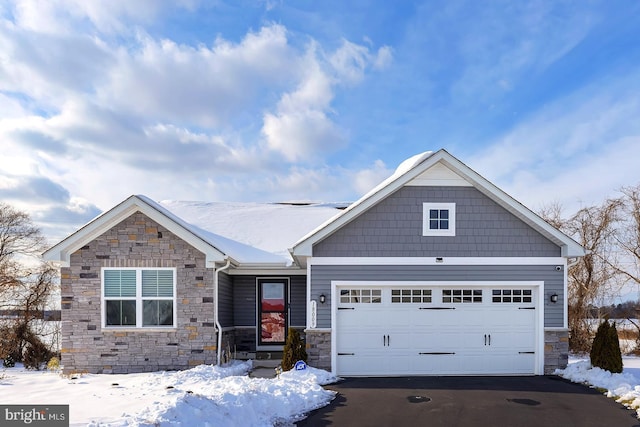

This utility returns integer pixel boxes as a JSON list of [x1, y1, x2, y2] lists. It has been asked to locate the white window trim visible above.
[[422, 202, 456, 236], [102, 267, 177, 329]]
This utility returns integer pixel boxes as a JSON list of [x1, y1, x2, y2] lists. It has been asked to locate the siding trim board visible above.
[[309, 257, 568, 266]]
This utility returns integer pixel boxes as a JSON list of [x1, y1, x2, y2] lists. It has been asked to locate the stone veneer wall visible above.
[[60, 212, 217, 374], [544, 329, 569, 374], [305, 330, 331, 371]]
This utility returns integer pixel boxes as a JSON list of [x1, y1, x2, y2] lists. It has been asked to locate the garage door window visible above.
[[391, 289, 432, 303], [492, 289, 532, 303], [443, 289, 482, 303], [340, 289, 381, 303]]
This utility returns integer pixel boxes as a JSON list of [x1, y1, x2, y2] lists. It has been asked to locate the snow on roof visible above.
[[157, 199, 344, 264], [136, 194, 290, 264]]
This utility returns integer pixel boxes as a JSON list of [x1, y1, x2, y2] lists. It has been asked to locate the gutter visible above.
[[214, 258, 232, 365]]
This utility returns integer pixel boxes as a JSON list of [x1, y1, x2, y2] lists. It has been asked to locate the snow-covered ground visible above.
[[558, 356, 640, 419], [5, 355, 640, 425], [0, 360, 338, 426]]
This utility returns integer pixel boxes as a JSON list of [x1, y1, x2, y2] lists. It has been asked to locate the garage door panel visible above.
[[335, 285, 538, 376]]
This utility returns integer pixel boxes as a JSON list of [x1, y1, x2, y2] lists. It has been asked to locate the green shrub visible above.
[[47, 356, 61, 371], [282, 328, 307, 371], [590, 319, 623, 374]]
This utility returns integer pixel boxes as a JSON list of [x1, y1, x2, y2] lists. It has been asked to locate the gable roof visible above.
[[291, 149, 586, 263], [43, 195, 343, 268], [43, 195, 288, 267]]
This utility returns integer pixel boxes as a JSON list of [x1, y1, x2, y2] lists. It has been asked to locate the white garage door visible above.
[[335, 285, 538, 376]]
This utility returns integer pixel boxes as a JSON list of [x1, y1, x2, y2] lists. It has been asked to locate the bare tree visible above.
[[608, 185, 640, 287], [0, 203, 58, 368], [540, 199, 623, 352]]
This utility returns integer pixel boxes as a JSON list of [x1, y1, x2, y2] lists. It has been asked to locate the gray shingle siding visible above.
[[218, 272, 233, 327], [313, 186, 561, 257], [233, 276, 256, 326], [310, 264, 563, 328], [290, 275, 307, 326]]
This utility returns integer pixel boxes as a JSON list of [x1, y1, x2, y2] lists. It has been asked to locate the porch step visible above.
[[236, 352, 283, 369], [252, 358, 281, 369]]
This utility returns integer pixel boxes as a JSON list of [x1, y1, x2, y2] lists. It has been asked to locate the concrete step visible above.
[[252, 358, 281, 369]]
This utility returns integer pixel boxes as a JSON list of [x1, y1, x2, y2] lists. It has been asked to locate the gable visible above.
[[292, 149, 585, 262], [313, 186, 561, 258], [406, 162, 472, 187], [44, 195, 227, 267]]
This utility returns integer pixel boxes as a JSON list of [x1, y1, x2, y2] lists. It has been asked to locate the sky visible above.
[[1, 0, 640, 242]]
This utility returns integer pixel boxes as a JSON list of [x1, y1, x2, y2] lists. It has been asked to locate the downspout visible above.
[[215, 258, 232, 365]]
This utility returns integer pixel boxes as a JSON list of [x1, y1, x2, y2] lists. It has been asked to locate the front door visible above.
[[258, 279, 288, 346]]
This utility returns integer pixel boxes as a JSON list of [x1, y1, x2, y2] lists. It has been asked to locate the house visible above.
[[44, 149, 584, 376]]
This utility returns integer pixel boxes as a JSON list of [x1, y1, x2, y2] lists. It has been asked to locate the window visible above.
[[492, 289, 533, 303], [422, 203, 456, 236], [339, 289, 382, 304], [103, 268, 176, 328], [442, 289, 482, 303], [392, 289, 432, 303]]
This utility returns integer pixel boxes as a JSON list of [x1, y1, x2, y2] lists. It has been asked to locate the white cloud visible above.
[[10, 0, 188, 35], [469, 72, 640, 213], [330, 40, 393, 84], [0, 1, 396, 240], [102, 24, 294, 128], [262, 39, 392, 162], [352, 159, 392, 196]]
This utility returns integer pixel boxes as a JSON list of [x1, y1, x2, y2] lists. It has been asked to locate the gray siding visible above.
[[232, 275, 307, 327], [218, 271, 233, 327], [290, 276, 307, 326], [313, 186, 561, 257], [233, 276, 256, 326], [310, 264, 564, 328]]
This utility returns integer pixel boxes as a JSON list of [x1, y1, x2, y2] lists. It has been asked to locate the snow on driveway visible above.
[[558, 356, 640, 419], [0, 360, 337, 426]]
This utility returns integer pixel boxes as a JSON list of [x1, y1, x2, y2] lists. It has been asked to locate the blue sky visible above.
[[1, 0, 640, 241]]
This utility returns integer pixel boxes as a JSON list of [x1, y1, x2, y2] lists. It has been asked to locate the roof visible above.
[[44, 149, 585, 269], [291, 149, 586, 262], [43, 195, 343, 267]]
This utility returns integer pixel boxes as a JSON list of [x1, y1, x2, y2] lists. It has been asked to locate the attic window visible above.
[[422, 203, 456, 236]]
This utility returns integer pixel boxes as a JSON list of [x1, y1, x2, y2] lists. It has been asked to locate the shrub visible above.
[[22, 332, 53, 370], [282, 328, 307, 371], [3, 356, 15, 368], [590, 319, 623, 373], [47, 356, 60, 371], [0, 324, 21, 363]]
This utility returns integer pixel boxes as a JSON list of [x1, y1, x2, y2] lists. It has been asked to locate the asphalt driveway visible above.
[[297, 376, 640, 427]]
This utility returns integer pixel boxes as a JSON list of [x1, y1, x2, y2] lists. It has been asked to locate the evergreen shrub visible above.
[[282, 328, 307, 371], [590, 319, 623, 374]]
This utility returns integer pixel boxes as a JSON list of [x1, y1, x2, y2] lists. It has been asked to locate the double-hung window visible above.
[[103, 268, 176, 328], [422, 203, 456, 236]]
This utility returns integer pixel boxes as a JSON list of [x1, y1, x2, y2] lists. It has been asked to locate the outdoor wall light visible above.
[[319, 294, 326, 304], [550, 293, 559, 303]]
